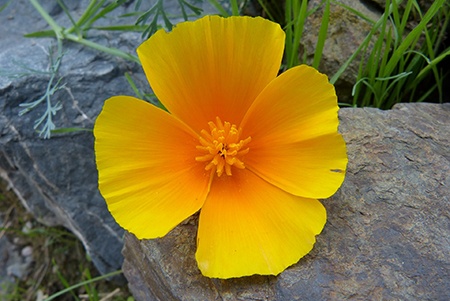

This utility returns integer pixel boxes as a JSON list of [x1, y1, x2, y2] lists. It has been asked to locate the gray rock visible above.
[[0, 0, 221, 280], [122, 103, 450, 300], [0, 0, 141, 278]]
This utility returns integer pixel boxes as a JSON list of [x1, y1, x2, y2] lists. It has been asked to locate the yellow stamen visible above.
[[196, 117, 251, 177]]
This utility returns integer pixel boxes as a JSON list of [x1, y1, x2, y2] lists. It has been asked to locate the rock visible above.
[[0, 0, 140, 278], [0, 0, 222, 280], [122, 103, 450, 300]]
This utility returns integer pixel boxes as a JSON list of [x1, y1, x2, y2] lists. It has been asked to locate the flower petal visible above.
[[137, 15, 285, 133], [241, 65, 347, 198], [94, 96, 210, 239], [196, 169, 326, 278]]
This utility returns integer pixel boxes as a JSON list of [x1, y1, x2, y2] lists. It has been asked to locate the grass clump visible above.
[[351, 0, 449, 108], [0, 181, 132, 301], [19, 0, 449, 137], [260, 0, 449, 108]]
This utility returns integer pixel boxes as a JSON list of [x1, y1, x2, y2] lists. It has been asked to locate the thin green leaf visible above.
[[331, 0, 376, 25], [43, 270, 123, 301], [181, 0, 203, 15], [208, 0, 230, 17], [312, 0, 330, 69], [0, 0, 12, 13], [285, 0, 308, 68], [330, 0, 403, 84], [56, 0, 82, 36], [50, 127, 92, 134], [231, 0, 240, 16], [64, 33, 140, 64], [73, 0, 105, 32], [125, 72, 143, 99], [83, 0, 128, 30], [383, 0, 446, 76], [416, 48, 450, 79], [24, 30, 57, 38], [29, 0, 63, 39], [92, 25, 147, 32], [256, 0, 275, 21]]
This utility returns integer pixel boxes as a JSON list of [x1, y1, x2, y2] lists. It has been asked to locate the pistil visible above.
[[195, 117, 251, 177]]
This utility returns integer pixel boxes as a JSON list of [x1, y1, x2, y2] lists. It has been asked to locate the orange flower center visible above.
[[195, 117, 251, 177]]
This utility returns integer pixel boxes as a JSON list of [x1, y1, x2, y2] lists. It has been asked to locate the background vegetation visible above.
[[7, 0, 448, 137]]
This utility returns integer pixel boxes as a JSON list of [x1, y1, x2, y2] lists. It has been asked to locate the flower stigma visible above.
[[195, 117, 251, 177]]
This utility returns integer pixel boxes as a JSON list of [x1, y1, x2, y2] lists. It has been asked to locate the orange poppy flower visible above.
[[94, 15, 347, 279]]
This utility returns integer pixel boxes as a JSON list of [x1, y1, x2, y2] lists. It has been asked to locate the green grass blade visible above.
[[330, 0, 402, 85], [28, 0, 63, 38], [0, 1, 11, 13], [64, 33, 140, 64], [43, 270, 123, 301], [50, 127, 92, 135], [24, 30, 57, 38], [285, 0, 308, 69], [92, 25, 147, 32], [416, 48, 450, 80], [331, 0, 376, 25], [181, 0, 203, 16], [125, 72, 144, 99], [56, 0, 81, 36], [383, 0, 445, 76], [312, 0, 330, 69], [73, 0, 105, 31], [207, 0, 230, 17], [256, 0, 275, 21], [84, 0, 128, 29], [231, 0, 239, 16]]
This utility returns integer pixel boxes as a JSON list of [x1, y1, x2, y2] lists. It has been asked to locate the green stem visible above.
[[207, 0, 229, 17], [29, 0, 63, 39], [43, 269, 124, 301], [231, 0, 239, 16], [65, 33, 140, 64]]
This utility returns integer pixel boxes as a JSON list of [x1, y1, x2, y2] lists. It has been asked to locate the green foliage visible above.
[[260, 0, 332, 71], [17, 40, 65, 139], [21, 0, 227, 138], [27, 0, 140, 64], [0, 182, 131, 301], [14, 0, 450, 134], [284, 0, 309, 69], [43, 269, 124, 301], [352, 0, 449, 108], [260, 0, 449, 108], [135, 0, 203, 39]]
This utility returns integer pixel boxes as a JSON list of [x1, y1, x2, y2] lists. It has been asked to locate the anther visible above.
[[195, 117, 251, 177]]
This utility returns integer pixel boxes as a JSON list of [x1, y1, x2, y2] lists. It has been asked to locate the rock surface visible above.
[[0, 0, 142, 277], [0, 0, 222, 279], [122, 103, 450, 301]]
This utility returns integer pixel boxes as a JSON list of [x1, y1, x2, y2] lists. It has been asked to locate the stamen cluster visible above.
[[196, 117, 251, 177]]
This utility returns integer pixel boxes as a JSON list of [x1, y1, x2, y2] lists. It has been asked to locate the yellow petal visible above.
[[241, 65, 347, 198], [137, 15, 285, 133], [196, 169, 326, 278], [94, 96, 210, 239]]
